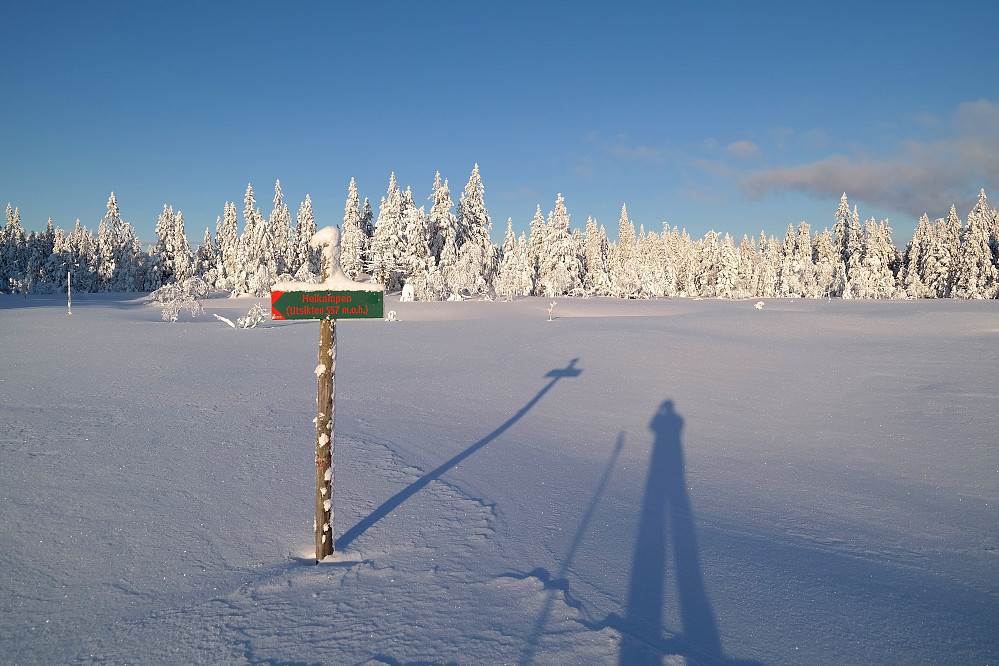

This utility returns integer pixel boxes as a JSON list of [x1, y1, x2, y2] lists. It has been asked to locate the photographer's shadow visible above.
[[619, 400, 761, 665]]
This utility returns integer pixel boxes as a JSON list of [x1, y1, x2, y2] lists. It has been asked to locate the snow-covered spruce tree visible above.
[[44, 226, 69, 293], [777, 223, 798, 297], [236, 186, 260, 293], [360, 197, 374, 238], [96, 195, 119, 290], [450, 236, 491, 296], [427, 172, 458, 266], [339, 179, 366, 278], [756, 232, 780, 298], [526, 204, 546, 294], [844, 205, 864, 292], [939, 204, 964, 297], [736, 234, 761, 298], [240, 183, 277, 296], [16, 228, 48, 294], [153, 204, 177, 285], [152, 205, 193, 286], [537, 194, 582, 297], [917, 215, 949, 298], [171, 211, 194, 283], [635, 228, 662, 298], [714, 233, 741, 299], [32, 219, 58, 292], [494, 218, 530, 300], [900, 214, 936, 298], [662, 226, 686, 298], [269, 180, 294, 276], [953, 189, 999, 299], [658, 227, 686, 297], [293, 194, 319, 278], [214, 202, 240, 292], [634, 227, 656, 297], [194, 227, 217, 287], [2, 204, 27, 293], [369, 173, 408, 290], [61, 220, 99, 293], [778, 222, 818, 297], [814, 222, 846, 298], [833, 192, 852, 274], [849, 218, 898, 299], [97, 192, 142, 291], [401, 191, 433, 286], [695, 231, 723, 297], [796, 222, 820, 298], [609, 204, 640, 298], [582, 216, 611, 296], [871, 219, 900, 298], [455, 164, 495, 293], [813, 228, 845, 298]]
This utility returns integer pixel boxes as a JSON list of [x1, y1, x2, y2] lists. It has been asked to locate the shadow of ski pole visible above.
[[335, 358, 582, 551]]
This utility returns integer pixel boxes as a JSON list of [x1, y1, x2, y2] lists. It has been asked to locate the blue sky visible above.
[[3, 1, 998, 248]]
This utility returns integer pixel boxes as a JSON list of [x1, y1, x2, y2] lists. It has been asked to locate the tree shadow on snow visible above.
[[335, 359, 582, 551], [611, 400, 764, 666], [0, 292, 148, 310]]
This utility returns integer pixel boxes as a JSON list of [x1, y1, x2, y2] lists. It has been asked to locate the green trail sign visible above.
[[270, 289, 384, 320]]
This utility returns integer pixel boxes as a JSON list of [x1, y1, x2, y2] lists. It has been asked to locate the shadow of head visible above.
[[650, 400, 683, 432]]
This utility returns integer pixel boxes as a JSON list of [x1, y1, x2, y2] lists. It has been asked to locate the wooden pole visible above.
[[67, 270, 72, 315], [315, 317, 335, 561]]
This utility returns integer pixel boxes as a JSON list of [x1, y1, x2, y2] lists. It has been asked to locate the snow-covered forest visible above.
[[3, 166, 999, 300]]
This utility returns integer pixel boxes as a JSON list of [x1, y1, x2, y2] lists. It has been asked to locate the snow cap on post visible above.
[[310, 226, 345, 283], [273, 226, 383, 293]]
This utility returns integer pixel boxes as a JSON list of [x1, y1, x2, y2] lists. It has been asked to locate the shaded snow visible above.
[[1, 293, 997, 665]]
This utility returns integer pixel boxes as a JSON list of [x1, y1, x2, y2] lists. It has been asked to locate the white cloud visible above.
[[739, 100, 999, 219], [725, 140, 761, 160], [603, 140, 674, 165]]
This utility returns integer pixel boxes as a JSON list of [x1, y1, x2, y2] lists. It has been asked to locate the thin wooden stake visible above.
[[315, 317, 335, 561]]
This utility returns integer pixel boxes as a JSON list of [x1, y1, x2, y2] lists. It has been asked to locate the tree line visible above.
[[2, 166, 998, 300]]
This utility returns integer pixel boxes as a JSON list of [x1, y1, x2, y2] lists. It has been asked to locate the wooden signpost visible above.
[[270, 227, 384, 562]]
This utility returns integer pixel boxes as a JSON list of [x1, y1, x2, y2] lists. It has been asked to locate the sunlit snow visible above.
[[1, 293, 996, 665]]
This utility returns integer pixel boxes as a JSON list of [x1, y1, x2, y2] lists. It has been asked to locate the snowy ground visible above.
[[2, 292, 997, 665]]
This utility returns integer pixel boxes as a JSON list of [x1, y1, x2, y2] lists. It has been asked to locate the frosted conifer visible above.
[[340, 179, 367, 278], [954, 190, 998, 298], [428, 172, 458, 267], [267, 180, 294, 276], [610, 204, 640, 297], [215, 202, 240, 292], [369, 174, 407, 289], [526, 205, 547, 293], [455, 164, 495, 290], [582, 216, 610, 296], [537, 194, 582, 297], [294, 194, 319, 276]]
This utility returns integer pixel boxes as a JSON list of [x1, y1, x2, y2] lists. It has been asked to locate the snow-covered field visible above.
[[2, 293, 997, 665]]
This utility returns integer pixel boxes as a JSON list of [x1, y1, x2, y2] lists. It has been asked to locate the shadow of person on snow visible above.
[[617, 400, 762, 666]]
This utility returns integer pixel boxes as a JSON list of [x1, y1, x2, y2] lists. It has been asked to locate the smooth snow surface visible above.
[[1, 294, 997, 665]]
